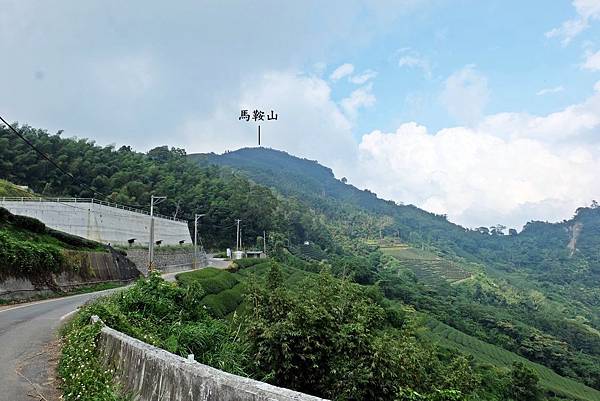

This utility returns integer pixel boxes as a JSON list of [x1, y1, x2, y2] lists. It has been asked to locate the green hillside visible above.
[[192, 147, 600, 393], [4, 124, 600, 398], [181, 262, 600, 401], [381, 245, 473, 284], [423, 318, 600, 401], [0, 206, 104, 286], [0, 126, 339, 252], [0, 179, 36, 198]]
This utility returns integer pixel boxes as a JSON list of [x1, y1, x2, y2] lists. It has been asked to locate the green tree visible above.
[[505, 362, 542, 401]]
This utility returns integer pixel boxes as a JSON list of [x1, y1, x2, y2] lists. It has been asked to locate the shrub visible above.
[[59, 321, 125, 401], [176, 267, 221, 286], [234, 258, 270, 269], [60, 272, 253, 395], [0, 230, 64, 279], [200, 283, 245, 318], [12, 214, 46, 233], [177, 268, 239, 295], [246, 266, 479, 400]]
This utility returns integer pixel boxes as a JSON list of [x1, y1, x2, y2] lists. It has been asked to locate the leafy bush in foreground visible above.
[[246, 264, 480, 400], [59, 273, 251, 400], [59, 321, 125, 401], [200, 282, 245, 318]]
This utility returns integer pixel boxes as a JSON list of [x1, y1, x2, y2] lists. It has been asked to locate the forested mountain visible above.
[[0, 125, 337, 251], [191, 147, 600, 393], [2, 123, 600, 399]]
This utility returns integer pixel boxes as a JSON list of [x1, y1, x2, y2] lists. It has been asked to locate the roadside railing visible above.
[[0, 197, 187, 223]]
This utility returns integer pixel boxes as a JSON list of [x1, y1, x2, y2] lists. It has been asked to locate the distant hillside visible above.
[[0, 126, 339, 251], [190, 147, 600, 271], [191, 147, 449, 222], [191, 147, 600, 392]]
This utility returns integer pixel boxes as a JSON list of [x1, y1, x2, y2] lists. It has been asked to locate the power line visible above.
[[0, 115, 102, 197], [0, 115, 148, 210]]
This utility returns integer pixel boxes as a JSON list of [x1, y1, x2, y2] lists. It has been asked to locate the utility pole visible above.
[[263, 230, 267, 255], [235, 219, 241, 251], [194, 214, 206, 269], [148, 195, 166, 272]]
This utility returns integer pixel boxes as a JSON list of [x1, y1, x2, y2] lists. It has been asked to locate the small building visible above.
[[246, 251, 266, 259]]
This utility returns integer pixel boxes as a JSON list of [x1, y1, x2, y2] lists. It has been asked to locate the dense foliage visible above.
[[194, 147, 600, 394], [0, 125, 337, 251], [246, 264, 480, 400], [0, 207, 102, 282], [4, 124, 599, 398], [64, 263, 543, 401]]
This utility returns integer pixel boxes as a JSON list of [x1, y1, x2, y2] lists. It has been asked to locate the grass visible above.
[[422, 317, 600, 401], [381, 245, 473, 284], [0, 179, 36, 198]]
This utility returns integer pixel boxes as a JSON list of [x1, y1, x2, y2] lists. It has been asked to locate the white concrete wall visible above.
[[0, 200, 191, 246], [95, 317, 328, 401]]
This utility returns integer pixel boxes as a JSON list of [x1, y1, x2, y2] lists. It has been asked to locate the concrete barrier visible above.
[[94, 318, 329, 401], [0, 249, 140, 300], [0, 198, 191, 246]]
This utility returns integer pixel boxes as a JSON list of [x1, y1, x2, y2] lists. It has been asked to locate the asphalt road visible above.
[[0, 262, 228, 401]]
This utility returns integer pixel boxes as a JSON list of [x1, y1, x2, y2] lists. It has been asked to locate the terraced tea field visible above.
[[381, 245, 472, 284], [290, 243, 328, 261], [423, 318, 600, 401]]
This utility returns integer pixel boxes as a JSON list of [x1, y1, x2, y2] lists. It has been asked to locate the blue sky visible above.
[[327, 0, 600, 137], [1, 0, 600, 229]]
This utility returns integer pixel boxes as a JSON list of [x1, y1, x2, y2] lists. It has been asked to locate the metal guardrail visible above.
[[0, 197, 187, 223]]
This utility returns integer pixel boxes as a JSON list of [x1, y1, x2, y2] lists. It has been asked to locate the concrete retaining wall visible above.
[[0, 199, 191, 246], [96, 319, 328, 401], [0, 249, 141, 300], [125, 249, 207, 275]]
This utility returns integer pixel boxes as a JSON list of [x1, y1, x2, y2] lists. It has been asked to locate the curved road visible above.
[[0, 263, 228, 401]]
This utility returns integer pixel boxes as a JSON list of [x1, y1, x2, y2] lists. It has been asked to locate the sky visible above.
[[1, 0, 600, 230]]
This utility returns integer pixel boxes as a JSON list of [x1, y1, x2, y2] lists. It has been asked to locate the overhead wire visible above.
[[0, 116, 156, 212]]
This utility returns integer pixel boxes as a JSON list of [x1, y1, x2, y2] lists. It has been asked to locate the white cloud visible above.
[[355, 84, 600, 229], [358, 124, 600, 230], [546, 0, 600, 45], [536, 85, 565, 96], [440, 65, 489, 125], [478, 91, 600, 142], [349, 69, 378, 84], [92, 54, 156, 98], [181, 71, 357, 175], [330, 63, 355, 81], [340, 83, 376, 118], [583, 49, 600, 70], [397, 50, 431, 78], [178, 67, 600, 231]]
